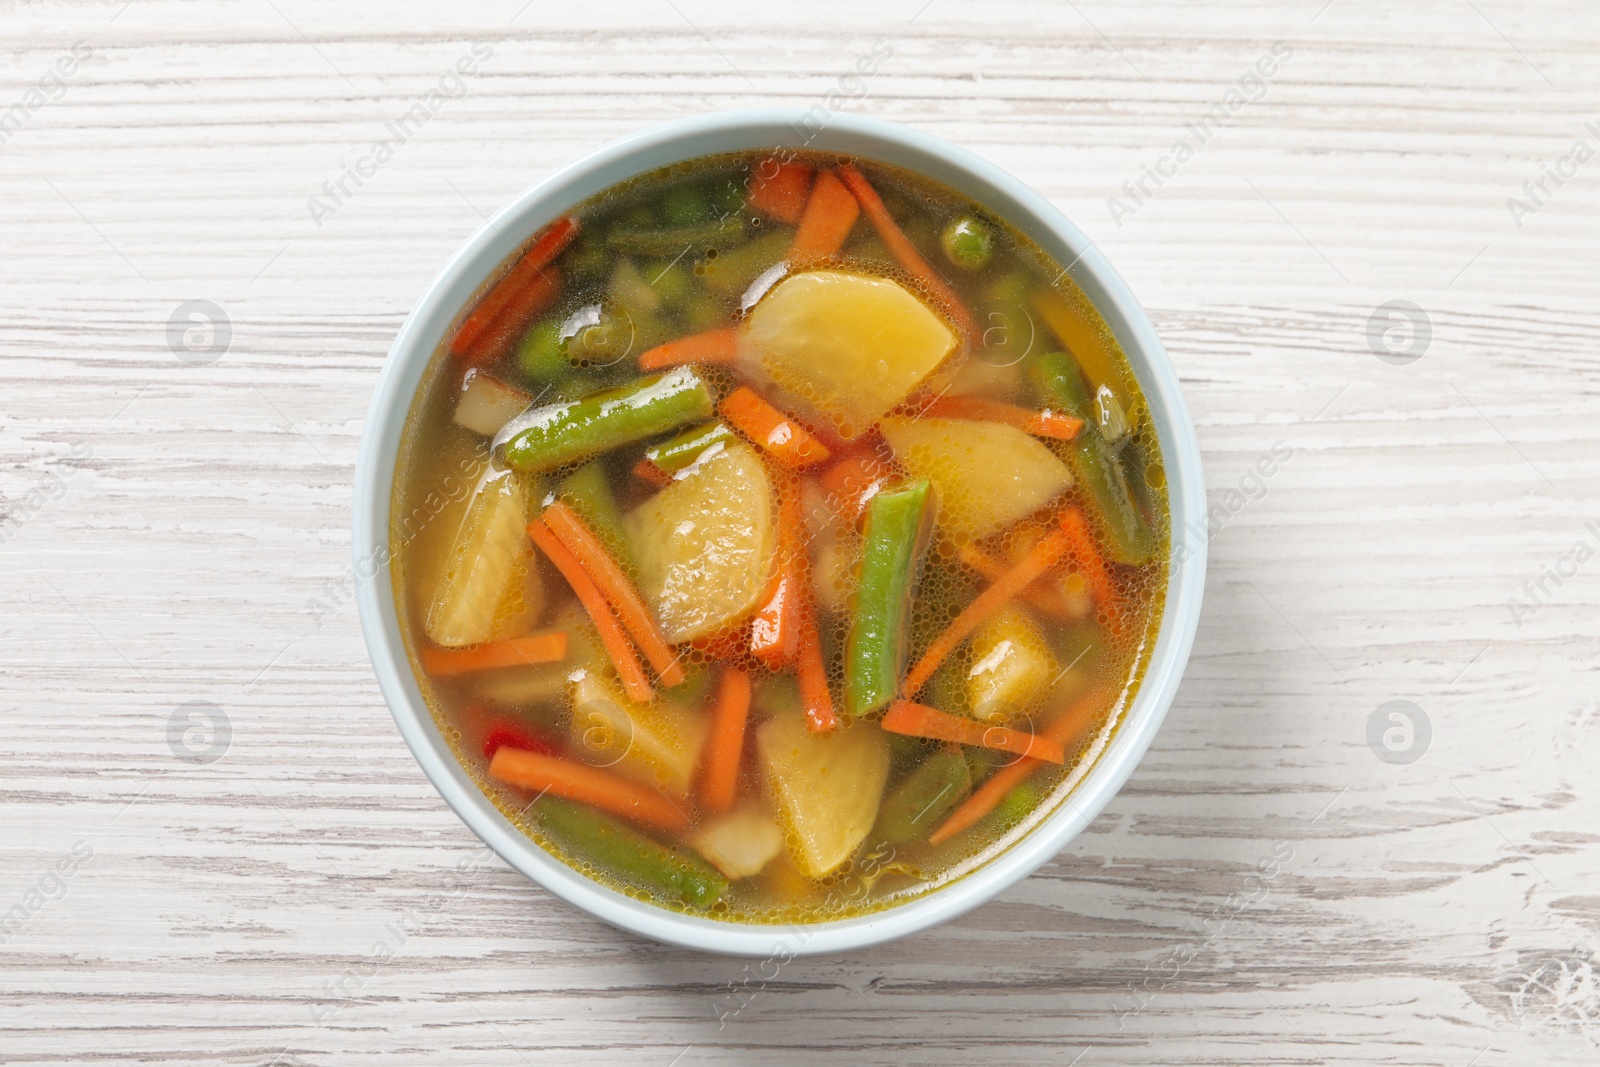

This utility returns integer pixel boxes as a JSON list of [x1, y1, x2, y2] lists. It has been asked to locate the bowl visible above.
[[353, 110, 1206, 957]]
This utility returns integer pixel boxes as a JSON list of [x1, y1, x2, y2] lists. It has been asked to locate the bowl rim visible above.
[[353, 108, 1206, 958]]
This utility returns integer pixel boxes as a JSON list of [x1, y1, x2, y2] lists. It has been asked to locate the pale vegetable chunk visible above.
[[741, 270, 957, 440], [880, 416, 1072, 541], [756, 715, 889, 878], [453, 368, 531, 437], [625, 442, 778, 643], [966, 607, 1057, 724], [688, 805, 785, 880], [425, 471, 539, 648], [569, 674, 708, 799]]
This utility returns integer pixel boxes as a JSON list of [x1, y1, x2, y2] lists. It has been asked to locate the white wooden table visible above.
[[3, 2, 1597, 1063]]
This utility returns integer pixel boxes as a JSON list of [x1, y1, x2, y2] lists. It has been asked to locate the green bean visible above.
[[500, 367, 714, 474], [874, 750, 971, 844], [643, 421, 733, 475], [606, 216, 746, 257], [554, 460, 633, 570], [941, 215, 994, 271], [1031, 351, 1154, 565], [533, 797, 726, 908], [560, 229, 610, 285], [661, 183, 713, 226], [845, 479, 935, 718], [990, 779, 1045, 832]]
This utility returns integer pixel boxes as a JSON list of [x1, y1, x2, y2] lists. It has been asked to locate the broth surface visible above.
[[390, 150, 1169, 923]]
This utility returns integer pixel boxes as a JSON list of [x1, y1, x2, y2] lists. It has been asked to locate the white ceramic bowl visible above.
[[354, 110, 1205, 957]]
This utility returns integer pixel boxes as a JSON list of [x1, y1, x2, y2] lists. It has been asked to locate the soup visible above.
[[390, 150, 1168, 922]]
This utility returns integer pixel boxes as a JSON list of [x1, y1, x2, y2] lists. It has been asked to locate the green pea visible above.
[[515, 317, 567, 383], [643, 259, 696, 309], [941, 215, 995, 271]]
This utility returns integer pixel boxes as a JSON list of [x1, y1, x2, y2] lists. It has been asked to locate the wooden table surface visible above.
[[3, 2, 1598, 1063]]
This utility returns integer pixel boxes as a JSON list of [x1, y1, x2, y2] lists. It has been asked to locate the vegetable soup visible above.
[[390, 150, 1169, 922]]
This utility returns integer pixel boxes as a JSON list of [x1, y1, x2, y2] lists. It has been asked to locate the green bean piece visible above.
[[963, 746, 1007, 786], [845, 479, 936, 718], [990, 779, 1046, 832], [941, 215, 994, 271], [533, 797, 727, 908], [887, 732, 937, 777], [560, 229, 610, 286], [700, 229, 792, 298], [606, 216, 746, 258], [501, 367, 715, 474], [661, 183, 713, 226], [516, 317, 568, 383], [874, 750, 972, 844], [554, 460, 634, 571], [1031, 351, 1154, 565], [643, 421, 733, 475]]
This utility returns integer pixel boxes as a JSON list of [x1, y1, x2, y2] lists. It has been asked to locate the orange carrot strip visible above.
[[526, 519, 655, 704], [749, 159, 815, 225], [883, 700, 1065, 763], [488, 747, 690, 833], [835, 165, 978, 341], [789, 169, 860, 262], [957, 543, 1070, 618], [750, 476, 803, 669], [418, 631, 569, 677], [796, 607, 836, 733], [818, 449, 890, 520], [1058, 506, 1126, 637], [920, 395, 1082, 441], [718, 387, 832, 470], [699, 668, 752, 813], [637, 325, 741, 371], [632, 457, 671, 487], [542, 502, 686, 688], [451, 217, 578, 362], [928, 686, 1112, 844], [903, 529, 1073, 697]]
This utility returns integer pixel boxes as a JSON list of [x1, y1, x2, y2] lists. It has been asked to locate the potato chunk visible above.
[[880, 416, 1072, 542], [741, 270, 957, 440], [966, 607, 1057, 724], [569, 673, 709, 799], [756, 715, 889, 878], [625, 442, 778, 643], [424, 470, 541, 648], [687, 805, 785, 880]]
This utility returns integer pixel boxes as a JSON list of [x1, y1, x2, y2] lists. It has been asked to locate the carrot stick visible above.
[[818, 448, 890, 520], [903, 528, 1073, 697], [789, 169, 860, 262], [1059, 506, 1126, 637], [750, 476, 803, 669], [542, 502, 686, 687], [796, 606, 836, 733], [488, 747, 690, 833], [928, 685, 1112, 844], [749, 158, 815, 225], [419, 631, 569, 677], [637, 326, 741, 371], [919, 395, 1082, 441], [451, 217, 578, 363], [957, 543, 1071, 618], [718, 386, 832, 470], [883, 700, 1065, 763], [632, 457, 671, 487], [699, 668, 752, 813], [835, 165, 978, 341], [526, 519, 655, 704]]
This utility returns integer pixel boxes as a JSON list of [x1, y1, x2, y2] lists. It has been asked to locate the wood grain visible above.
[[2, 1, 1598, 1063]]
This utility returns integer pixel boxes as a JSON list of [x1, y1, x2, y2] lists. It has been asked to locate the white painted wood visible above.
[[2, 1, 1597, 1063]]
